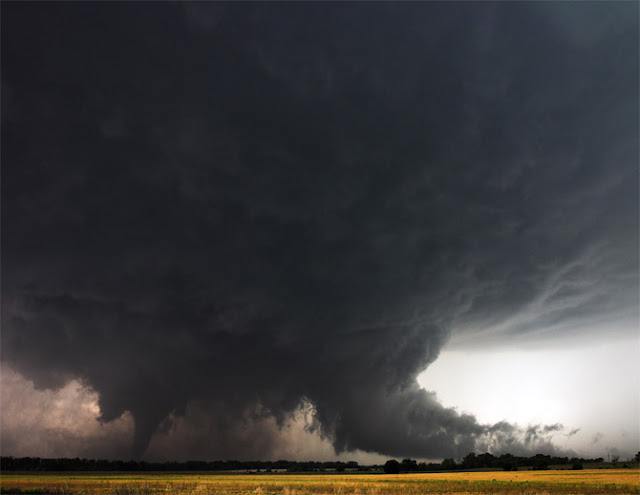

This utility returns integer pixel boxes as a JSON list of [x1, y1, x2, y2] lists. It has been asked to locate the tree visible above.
[[532, 454, 550, 471], [499, 453, 517, 471], [441, 458, 457, 470], [401, 459, 417, 472], [476, 452, 496, 468], [461, 452, 477, 469], [383, 460, 401, 474]]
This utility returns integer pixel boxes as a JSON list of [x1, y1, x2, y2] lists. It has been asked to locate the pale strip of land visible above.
[[1, 469, 638, 494]]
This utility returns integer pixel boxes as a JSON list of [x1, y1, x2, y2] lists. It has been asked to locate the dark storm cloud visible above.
[[524, 424, 564, 445], [1, 2, 637, 459]]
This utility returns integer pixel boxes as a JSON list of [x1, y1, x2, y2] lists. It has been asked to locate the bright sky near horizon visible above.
[[419, 337, 640, 460]]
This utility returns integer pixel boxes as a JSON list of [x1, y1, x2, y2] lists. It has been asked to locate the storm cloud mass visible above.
[[1, 3, 638, 461]]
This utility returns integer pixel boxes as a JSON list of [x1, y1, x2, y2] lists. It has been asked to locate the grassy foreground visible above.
[[1, 470, 639, 494]]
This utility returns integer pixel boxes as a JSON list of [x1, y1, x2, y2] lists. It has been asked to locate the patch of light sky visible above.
[[417, 334, 640, 460]]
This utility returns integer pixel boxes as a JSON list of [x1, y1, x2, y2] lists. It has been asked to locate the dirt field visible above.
[[1, 469, 638, 494]]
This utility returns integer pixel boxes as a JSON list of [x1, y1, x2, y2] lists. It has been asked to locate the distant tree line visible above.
[[0, 453, 617, 473], [383, 453, 608, 473], [0, 457, 361, 473]]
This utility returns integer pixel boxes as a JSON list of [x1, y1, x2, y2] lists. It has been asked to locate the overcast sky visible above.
[[1, 2, 638, 463]]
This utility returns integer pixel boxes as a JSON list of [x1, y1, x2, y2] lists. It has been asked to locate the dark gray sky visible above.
[[1, 2, 638, 462]]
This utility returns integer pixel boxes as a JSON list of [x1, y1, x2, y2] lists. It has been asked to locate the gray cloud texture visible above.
[[1, 2, 638, 460]]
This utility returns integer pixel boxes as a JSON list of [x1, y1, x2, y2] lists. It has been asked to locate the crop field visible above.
[[1, 470, 638, 495]]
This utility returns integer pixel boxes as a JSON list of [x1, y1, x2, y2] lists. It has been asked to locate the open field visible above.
[[1, 470, 639, 495]]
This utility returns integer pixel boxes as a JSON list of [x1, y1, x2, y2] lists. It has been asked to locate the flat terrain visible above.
[[1, 470, 639, 494]]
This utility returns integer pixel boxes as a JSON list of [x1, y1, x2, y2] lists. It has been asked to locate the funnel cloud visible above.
[[2, 2, 638, 461]]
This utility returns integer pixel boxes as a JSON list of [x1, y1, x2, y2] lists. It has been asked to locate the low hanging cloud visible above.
[[0, 366, 133, 459], [1, 2, 637, 460]]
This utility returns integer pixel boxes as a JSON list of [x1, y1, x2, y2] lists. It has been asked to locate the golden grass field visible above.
[[1, 470, 639, 495]]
